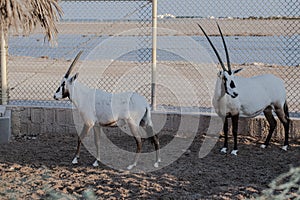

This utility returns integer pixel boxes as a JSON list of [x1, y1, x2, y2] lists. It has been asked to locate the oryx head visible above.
[[53, 51, 83, 100], [198, 23, 242, 98]]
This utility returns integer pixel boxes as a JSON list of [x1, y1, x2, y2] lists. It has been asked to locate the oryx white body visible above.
[[213, 74, 287, 118], [199, 24, 290, 155], [54, 51, 160, 169], [71, 81, 149, 129]]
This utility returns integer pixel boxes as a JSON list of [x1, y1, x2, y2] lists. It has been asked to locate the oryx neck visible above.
[[69, 81, 94, 109], [215, 77, 226, 101]]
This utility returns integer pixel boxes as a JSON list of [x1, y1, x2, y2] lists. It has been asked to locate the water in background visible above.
[[9, 34, 299, 66]]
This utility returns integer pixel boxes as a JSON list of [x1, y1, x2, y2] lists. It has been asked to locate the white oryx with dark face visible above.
[[198, 24, 290, 155], [54, 51, 160, 169]]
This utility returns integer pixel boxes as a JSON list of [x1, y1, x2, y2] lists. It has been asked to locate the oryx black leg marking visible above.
[[152, 135, 160, 163], [132, 135, 142, 167], [231, 114, 239, 151], [127, 121, 142, 169], [93, 126, 101, 166], [275, 103, 290, 147], [73, 124, 92, 164], [263, 106, 277, 147], [223, 117, 229, 150], [147, 125, 160, 164], [75, 137, 82, 158]]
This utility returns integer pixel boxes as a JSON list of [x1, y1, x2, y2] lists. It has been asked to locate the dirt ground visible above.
[[1, 129, 300, 199]]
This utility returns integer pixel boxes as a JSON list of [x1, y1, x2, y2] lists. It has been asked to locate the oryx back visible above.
[[94, 91, 150, 127], [236, 74, 286, 117]]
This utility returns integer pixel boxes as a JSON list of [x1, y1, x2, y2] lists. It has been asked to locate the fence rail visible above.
[[6, 0, 300, 115]]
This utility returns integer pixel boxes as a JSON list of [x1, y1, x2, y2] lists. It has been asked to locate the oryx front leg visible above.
[[221, 117, 229, 154], [72, 124, 93, 165], [92, 126, 102, 167], [231, 115, 239, 156], [127, 120, 142, 170]]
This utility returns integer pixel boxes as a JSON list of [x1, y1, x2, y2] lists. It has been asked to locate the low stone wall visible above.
[[9, 106, 76, 137], [7, 106, 300, 142]]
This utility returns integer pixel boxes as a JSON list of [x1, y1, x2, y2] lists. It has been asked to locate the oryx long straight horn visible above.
[[65, 50, 83, 78], [217, 23, 231, 72], [197, 23, 227, 72]]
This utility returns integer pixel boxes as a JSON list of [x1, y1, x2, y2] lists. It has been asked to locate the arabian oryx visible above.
[[198, 24, 290, 155], [53, 51, 160, 169]]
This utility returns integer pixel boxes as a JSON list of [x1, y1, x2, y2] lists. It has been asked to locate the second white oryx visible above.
[[53, 51, 160, 169], [198, 24, 290, 155]]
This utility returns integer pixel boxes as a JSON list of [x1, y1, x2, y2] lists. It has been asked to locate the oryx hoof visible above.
[[72, 157, 78, 164], [231, 150, 238, 156], [127, 163, 136, 170], [154, 162, 159, 168], [220, 147, 227, 154], [92, 160, 99, 167], [282, 145, 288, 151], [260, 144, 267, 149]]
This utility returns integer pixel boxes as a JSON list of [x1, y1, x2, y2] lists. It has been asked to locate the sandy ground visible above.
[[1, 130, 300, 199]]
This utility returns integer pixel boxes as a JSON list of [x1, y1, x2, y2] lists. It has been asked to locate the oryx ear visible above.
[[69, 72, 79, 83], [233, 68, 243, 74]]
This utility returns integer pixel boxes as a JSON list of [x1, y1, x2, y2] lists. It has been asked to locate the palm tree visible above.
[[0, 0, 63, 104]]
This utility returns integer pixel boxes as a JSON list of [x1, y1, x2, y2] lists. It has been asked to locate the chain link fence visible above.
[[7, 0, 300, 115]]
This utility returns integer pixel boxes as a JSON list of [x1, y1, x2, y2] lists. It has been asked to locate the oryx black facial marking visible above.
[[54, 80, 70, 100], [55, 85, 61, 94], [221, 71, 239, 98], [230, 80, 236, 89], [61, 81, 70, 99], [223, 79, 237, 98]]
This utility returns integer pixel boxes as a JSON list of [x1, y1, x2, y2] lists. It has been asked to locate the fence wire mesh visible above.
[[6, 0, 300, 115]]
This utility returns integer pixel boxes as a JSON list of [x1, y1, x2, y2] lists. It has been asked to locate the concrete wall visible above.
[[7, 106, 300, 142], [0, 109, 11, 143], [9, 106, 76, 137]]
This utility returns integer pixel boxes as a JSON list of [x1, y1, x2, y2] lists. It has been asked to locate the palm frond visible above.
[[0, 0, 63, 42]]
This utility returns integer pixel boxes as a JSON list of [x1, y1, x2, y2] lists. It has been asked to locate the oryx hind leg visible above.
[[92, 125, 102, 167], [127, 120, 142, 170], [261, 106, 277, 149], [146, 125, 161, 168], [72, 124, 93, 164], [274, 102, 290, 151]]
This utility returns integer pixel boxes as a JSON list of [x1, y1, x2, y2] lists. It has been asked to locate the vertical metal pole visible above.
[[151, 0, 157, 110], [0, 26, 7, 105]]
